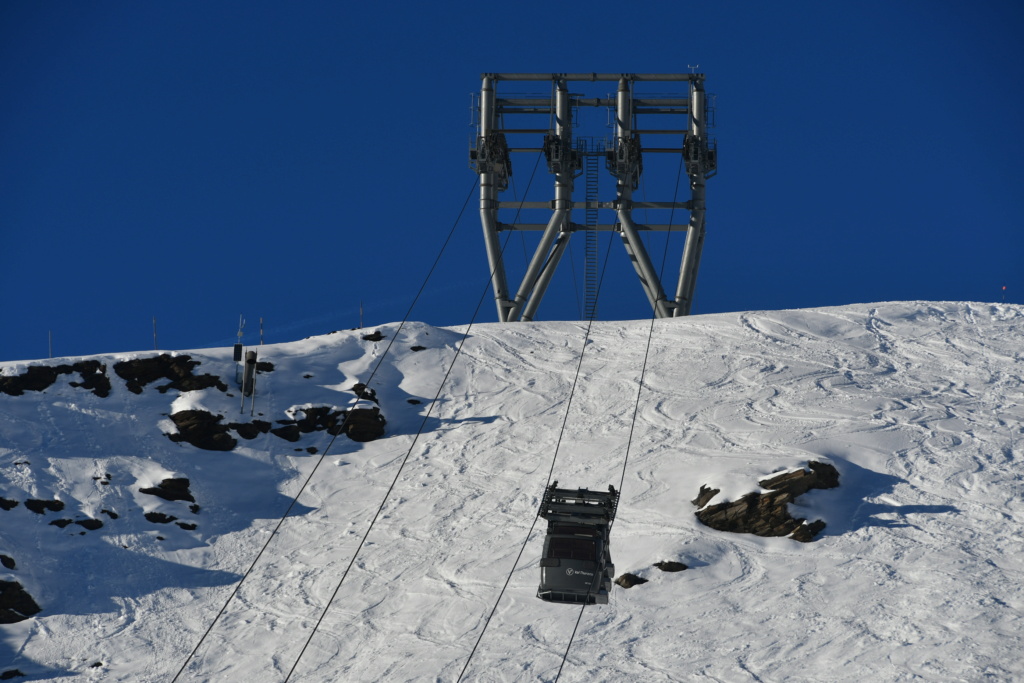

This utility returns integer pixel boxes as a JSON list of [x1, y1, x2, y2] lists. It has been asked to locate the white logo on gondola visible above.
[[565, 568, 594, 577]]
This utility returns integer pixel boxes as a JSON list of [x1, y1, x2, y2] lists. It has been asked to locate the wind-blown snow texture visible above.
[[2, 301, 1022, 682]]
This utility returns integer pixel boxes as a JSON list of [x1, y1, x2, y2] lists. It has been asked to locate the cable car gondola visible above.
[[536, 482, 619, 605]]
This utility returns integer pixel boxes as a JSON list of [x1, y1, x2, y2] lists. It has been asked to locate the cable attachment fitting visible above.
[[683, 134, 717, 179], [470, 132, 512, 190], [606, 133, 643, 189], [543, 134, 581, 176]]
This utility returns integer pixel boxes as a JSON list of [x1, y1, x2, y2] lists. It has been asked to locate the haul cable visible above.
[[552, 145, 688, 681], [172, 177, 480, 682], [283, 154, 545, 682], [456, 232, 616, 682]]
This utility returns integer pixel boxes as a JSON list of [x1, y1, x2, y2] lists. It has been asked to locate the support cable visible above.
[[284, 153, 545, 682], [551, 141, 688, 682], [171, 177, 480, 682], [456, 232, 616, 683]]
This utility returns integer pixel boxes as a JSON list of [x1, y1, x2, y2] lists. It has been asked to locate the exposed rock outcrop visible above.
[[615, 573, 649, 588], [144, 512, 177, 524], [114, 354, 227, 395], [0, 361, 111, 397], [139, 478, 195, 503], [165, 403, 382, 450], [24, 499, 65, 515], [234, 420, 272, 440], [0, 580, 41, 623], [693, 461, 839, 542], [654, 561, 688, 572], [167, 410, 237, 451]]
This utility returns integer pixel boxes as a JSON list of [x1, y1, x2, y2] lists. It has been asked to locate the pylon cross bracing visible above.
[[469, 73, 717, 322]]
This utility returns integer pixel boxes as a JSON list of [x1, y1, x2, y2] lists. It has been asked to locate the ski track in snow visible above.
[[2, 302, 1023, 681]]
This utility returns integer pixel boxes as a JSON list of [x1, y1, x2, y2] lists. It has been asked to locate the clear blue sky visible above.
[[2, 1, 1021, 362]]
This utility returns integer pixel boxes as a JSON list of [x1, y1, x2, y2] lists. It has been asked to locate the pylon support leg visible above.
[[674, 79, 712, 316], [521, 232, 571, 322], [469, 73, 715, 322], [617, 209, 671, 317], [508, 80, 574, 322]]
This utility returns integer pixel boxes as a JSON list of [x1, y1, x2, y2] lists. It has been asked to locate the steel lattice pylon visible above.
[[469, 73, 717, 322]]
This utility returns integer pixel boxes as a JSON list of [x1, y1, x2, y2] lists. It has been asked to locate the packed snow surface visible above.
[[2, 301, 1023, 681]]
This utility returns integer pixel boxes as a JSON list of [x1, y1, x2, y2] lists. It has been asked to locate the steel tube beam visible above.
[[613, 78, 671, 318], [521, 233, 570, 322], [498, 98, 689, 107], [618, 210, 671, 317], [478, 77, 512, 321], [675, 81, 707, 316], [498, 223, 689, 231], [498, 201, 692, 210], [484, 73, 702, 82], [507, 80, 573, 321]]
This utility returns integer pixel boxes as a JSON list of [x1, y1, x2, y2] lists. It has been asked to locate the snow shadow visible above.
[[0, 654, 71, 682], [1, 552, 240, 680], [380, 391, 502, 439], [816, 458, 958, 536]]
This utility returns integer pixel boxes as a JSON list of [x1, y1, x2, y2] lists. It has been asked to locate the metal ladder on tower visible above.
[[582, 138, 600, 320]]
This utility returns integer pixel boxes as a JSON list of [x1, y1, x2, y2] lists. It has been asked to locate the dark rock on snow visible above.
[[615, 573, 649, 589], [0, 580, 41, 624], [114, 354, 227, 395], [0, 555, 14, 570], [233, 420, 271, 440], [0, 361, 111, 398], [270, 424, 301, 442], [692, 460, 839, 542], [167, 410, 237, 451], [24, 499, 65, 515], [144, 512, 177, 524], [760, 460, 840, 497], [654, 561, 688, 572], [167, 405, 372, 450], [139, 478, 195, 503], [0, 498, 18, 511]]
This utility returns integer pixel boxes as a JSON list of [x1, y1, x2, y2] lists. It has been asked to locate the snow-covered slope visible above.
[[2, 301, 1022, 682]]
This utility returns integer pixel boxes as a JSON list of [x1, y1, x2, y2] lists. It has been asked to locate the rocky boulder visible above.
[[0, 580, 41, 624], [167, 410, 237, 451], [114, 354, 227, 394], [139, 478, 195, 503], [0, 361, 111, 397], [614, 573, 649, 589], [693, 460, 839, 542]]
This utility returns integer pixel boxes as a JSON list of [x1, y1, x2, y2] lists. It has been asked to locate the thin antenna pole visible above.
[[48, 330, 52, 359], [360, 301, 364, 329], [259, 317, 264, 345], [153, 316, 158, 350]]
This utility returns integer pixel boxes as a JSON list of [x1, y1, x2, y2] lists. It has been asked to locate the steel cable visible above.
[[171, 177, 479, 682], [456, 231, 616, 682], [285, 153, 545, 681], [552, 140, 688, 682]]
